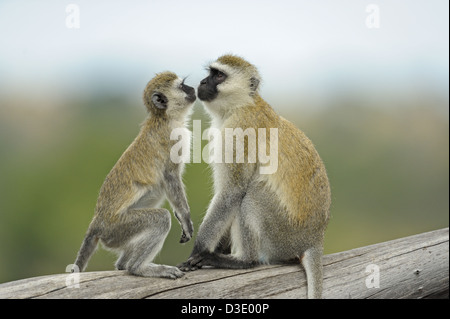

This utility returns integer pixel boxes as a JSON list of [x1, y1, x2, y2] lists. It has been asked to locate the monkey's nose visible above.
[[181, 84, 194, 95]]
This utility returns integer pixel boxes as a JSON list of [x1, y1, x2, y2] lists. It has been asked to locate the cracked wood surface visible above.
[[0, 228, 448, 299]]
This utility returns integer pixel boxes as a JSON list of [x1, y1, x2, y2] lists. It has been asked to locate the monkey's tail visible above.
[[72, 230, 99, 273]]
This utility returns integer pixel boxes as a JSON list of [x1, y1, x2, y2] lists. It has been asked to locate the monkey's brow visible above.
[[208, 67, 220, 74], [203, 64, 218, 71]]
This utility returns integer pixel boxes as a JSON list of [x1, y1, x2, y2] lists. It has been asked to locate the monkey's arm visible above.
[[164, 170, 193, 243], [178, 189, 244, 270]]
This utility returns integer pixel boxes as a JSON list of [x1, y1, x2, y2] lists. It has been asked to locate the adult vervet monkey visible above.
[[179, 55, 331, 298]]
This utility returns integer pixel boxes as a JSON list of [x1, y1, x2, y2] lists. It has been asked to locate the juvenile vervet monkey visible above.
[[179, 55, 331, 298], [73, 72, 195, 279]]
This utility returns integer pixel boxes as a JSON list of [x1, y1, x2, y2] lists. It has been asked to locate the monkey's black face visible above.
[[180, 81, 196, 103], [197, 68, 227, 102]]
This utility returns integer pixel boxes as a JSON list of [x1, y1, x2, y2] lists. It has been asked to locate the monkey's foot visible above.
[[129, 264, 185, 279], [158, 266, 185, 279], [177, 253, 206, 271], [177, 260, 200, 271]]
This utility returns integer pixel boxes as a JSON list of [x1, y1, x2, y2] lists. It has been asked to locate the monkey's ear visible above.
[[151, 93, 168, 110], [249, 77, 260, 95]]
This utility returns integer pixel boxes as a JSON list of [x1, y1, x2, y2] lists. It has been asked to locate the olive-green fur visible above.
[[217, 54, 254, 70]]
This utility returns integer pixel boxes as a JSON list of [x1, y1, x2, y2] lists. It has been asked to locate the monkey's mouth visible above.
[[197, 85, 217, 102], [181, 83, 196, 103], [185, 92, 196, 103]]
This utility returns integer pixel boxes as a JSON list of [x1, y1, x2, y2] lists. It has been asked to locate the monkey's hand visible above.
[[179, 219, 194, 244]]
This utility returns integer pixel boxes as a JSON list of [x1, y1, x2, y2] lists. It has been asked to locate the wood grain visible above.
[[0, 228, 447, 299]]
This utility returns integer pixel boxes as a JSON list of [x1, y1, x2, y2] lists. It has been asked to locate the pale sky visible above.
[[0, 0, 448, 107]]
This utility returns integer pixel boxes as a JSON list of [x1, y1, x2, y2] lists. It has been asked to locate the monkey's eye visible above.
[[216, 71, 225, 80]]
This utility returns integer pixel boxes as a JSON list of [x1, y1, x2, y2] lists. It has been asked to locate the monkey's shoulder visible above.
[[278, 116, 313, 144], [228, 99, 280, 129]]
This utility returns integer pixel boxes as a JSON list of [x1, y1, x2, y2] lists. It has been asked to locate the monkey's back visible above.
[[233, 96, 331, 228], [275, 116, 331, 227], [94, 118, 171, 224]]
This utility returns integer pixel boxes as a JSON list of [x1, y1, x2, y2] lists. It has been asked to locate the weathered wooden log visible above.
[[0, 228, 447, 299]]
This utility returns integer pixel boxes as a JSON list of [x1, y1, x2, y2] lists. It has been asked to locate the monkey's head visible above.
[[143, 72, 196, 119], [198, 54, 261, 115]]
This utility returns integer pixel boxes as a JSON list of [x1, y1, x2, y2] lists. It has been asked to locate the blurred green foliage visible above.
[[0, 94, 448, 283]]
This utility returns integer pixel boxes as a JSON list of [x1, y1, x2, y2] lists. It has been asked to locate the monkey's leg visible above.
[[185, 208, 261, 270], [301, 247, 324, 299], [178, 191, 244, 271], [115, 248, 133, 270], [128, 208, 184, 279], [109, 208, 184, 279], [214, 229, 231, 254]]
